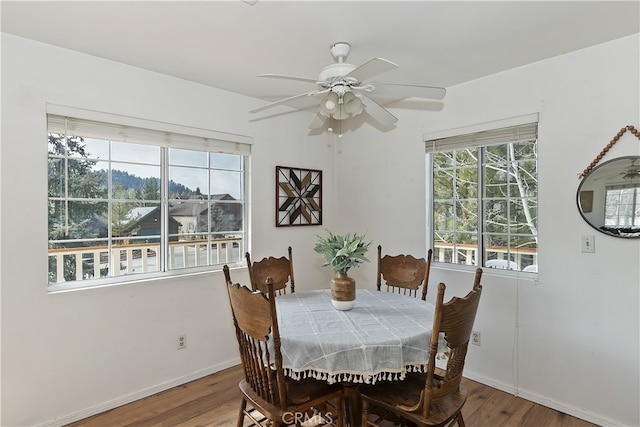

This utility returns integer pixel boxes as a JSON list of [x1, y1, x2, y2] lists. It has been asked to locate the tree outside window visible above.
[[430, 123, 538, 272]]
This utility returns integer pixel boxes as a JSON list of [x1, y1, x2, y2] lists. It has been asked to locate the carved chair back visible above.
[[245, 246, 295, 295], [377, 245, 433, 299], [223, 264, 233, 286]]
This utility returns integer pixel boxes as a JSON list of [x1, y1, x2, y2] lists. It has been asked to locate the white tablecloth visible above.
[[274, 289, 437, 385]]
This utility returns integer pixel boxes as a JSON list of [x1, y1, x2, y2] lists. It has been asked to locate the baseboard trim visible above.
[[38, 358, 241, 427], [463, 370, 632, 427]]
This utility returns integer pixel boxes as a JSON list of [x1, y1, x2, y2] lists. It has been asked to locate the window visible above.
[[426, 117, 538, 272], [47, 109, 250, 290], [605, 183, 640, 227]]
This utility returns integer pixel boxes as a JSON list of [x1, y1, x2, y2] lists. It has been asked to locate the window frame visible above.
[[46, 105, 252, 292], [425, 114, 539, 274]]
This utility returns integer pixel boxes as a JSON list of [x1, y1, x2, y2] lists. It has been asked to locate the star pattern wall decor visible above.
[[276, 166, 322, 227]]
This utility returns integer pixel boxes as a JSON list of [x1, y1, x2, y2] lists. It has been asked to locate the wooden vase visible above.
[[331, 273, 355, 310]]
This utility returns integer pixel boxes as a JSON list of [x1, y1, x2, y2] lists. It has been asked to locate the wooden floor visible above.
[[68, 364, 599, 427]]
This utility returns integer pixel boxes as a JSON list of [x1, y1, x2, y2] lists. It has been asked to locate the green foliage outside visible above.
[[432, 141, 538, 265]]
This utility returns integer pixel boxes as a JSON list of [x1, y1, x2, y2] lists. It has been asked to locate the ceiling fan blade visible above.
[[344, 58, 398, 82], [359, 94, 397, 127], [308, 111, 328, 130], [250, 90, 323, 113], [368, 82, 446, 100], [257, 73, 318, 84]]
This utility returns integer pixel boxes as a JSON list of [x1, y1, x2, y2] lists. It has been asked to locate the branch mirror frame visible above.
[[576, 125, 640, 239]]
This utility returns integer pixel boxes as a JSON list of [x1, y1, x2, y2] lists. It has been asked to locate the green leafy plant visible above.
[[314, 230, 372, 275]]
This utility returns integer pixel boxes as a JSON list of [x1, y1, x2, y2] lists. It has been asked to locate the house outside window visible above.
[[47, 108, 251, 290], [426, 116, 538, 272]]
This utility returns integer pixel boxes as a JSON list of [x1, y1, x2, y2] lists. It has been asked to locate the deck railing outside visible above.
[[433, 242, 537, 271], [48, 236, 243, 284], [49, 239, 536, 284]]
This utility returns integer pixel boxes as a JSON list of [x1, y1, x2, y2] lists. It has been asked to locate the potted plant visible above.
[[314, 231, 371, 310]]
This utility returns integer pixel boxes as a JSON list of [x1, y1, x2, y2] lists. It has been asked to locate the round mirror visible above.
[[577, 156, 640, 238]]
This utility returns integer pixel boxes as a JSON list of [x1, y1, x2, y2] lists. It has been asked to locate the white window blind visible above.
[[426, 122, 538, 153], [424, 113, 539, 153], [47, 106, 251, 155]]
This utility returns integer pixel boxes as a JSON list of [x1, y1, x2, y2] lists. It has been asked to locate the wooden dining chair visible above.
[[472, 267, 483, 290], [360, 281, 483, 427], [245, 246, 295, 295], [377, 245, 433, 300], [223, 264, 233, 285], [225, 276, 344, 427]]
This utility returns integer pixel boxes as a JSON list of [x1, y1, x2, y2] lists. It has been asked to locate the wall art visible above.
[[276, 166, 322, 227]]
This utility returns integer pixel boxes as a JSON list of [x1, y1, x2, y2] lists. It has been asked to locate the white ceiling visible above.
[[2, 1, 639, 105]]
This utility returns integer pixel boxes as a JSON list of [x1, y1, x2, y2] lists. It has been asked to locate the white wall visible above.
[[334, 34, 640, 427], [2, 32, 639, 427], [0, 34, 335, 426]]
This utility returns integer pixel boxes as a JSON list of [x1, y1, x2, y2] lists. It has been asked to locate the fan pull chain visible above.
[[578, 125, 640, 178]]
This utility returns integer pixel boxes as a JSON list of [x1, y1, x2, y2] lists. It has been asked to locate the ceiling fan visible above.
[[250, 42, 446, 131], [621, 159, 640, 180]]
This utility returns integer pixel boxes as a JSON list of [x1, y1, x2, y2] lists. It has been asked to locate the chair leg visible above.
[[336, 396, 344, 427], [237, 397, 247, 427], [456, 412, 466, 427], [361, 399, 369, 426]]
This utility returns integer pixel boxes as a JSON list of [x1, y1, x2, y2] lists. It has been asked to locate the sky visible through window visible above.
[[81, 137, 241, 198]]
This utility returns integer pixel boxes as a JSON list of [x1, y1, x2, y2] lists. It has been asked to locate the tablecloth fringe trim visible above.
[[283, 363, 429, 385]]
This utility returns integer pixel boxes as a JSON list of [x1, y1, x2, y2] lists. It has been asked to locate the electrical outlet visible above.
[[177, 334, 186, 350], [471, 331, 481, 346]]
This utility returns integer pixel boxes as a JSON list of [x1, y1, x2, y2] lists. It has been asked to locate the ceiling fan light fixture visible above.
[[343, 92, 363, 115], [334, 106, 350, 120], [319, 92, 339, 117]]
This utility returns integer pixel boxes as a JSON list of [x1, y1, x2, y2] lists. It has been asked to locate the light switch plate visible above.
[[581, 235, 595, 253]]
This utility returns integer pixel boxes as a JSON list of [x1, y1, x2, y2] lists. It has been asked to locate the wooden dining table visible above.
[[274, 288, 439, 426]]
